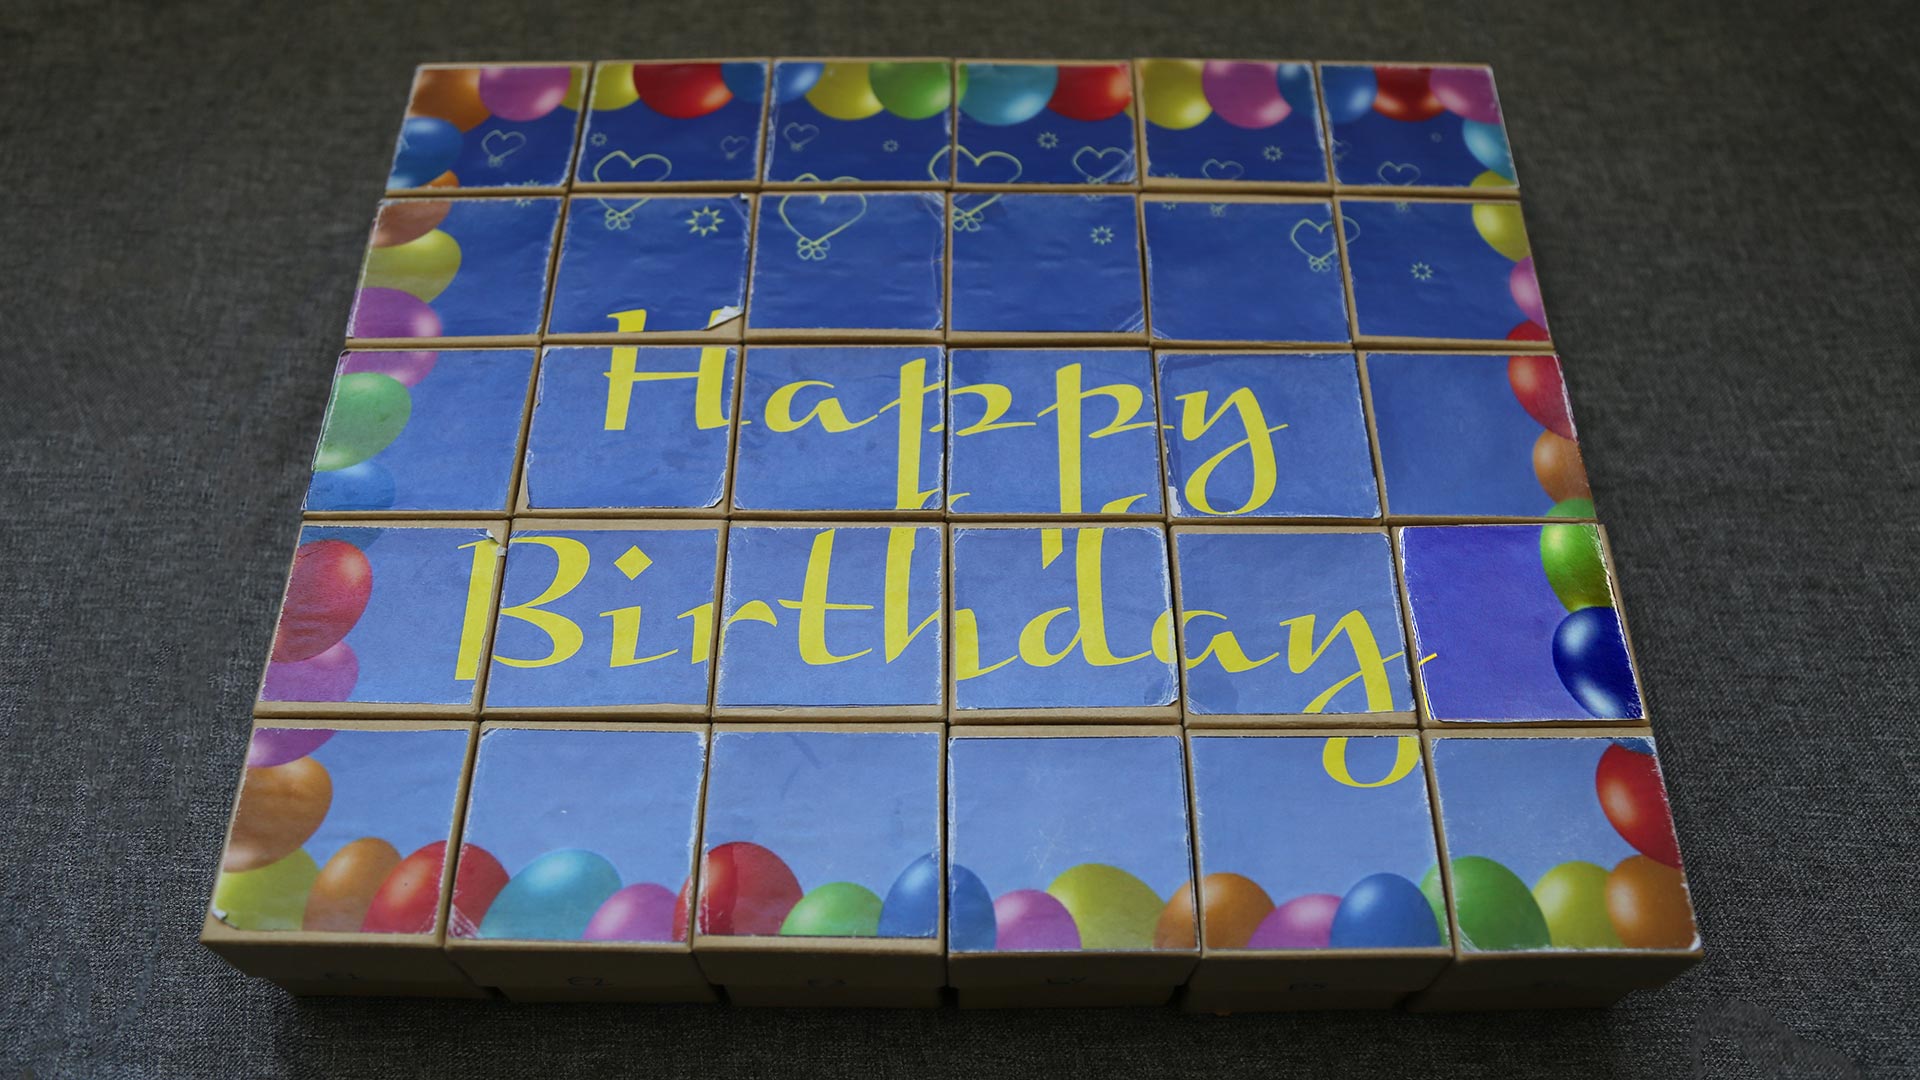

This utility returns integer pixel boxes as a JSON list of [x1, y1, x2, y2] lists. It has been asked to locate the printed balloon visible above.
[[1549, 497, 1596, 519], [245, 727, 334, 769], [994, 889, 1080, 951], [1443, 855, 1551, 951], [1507, 354, 1574, 439], [1046, 864, 1163, 950], [698, 841, 803, 935], [1533, 430, 1591, 504], [766, 62, 822, 104], [1538, 520, 1611, 612], [303, 837, 402, 932], [351, 287, 442, 340], [1472, 201, 1532, 261], [260, 640, 359, 702], [1320, 66, 1378, 123], [339, 350, 437, 388], [478, 66, 574, 122], [960, 63, 1057, 127], [1139, 60, 1211, 130], [409, 68, 490, 131], [948, 863, 997, 951], [1246, 893, 1340, 949], [212, 849, 320, 931], [1430, 67, 1503, 124], [271, 539, 372, 662], [480, 849, 623, 940], [224, 756, 332, 872], [1552, 606, 1641, 719], [1510, 256, 1546, 328], [591, 62, 640, 110], [362, 228, 461, 303], [780, 882, 884, 937], [869, 61, 952, 120], [1329, 872, 1444, 948], [314, 373, 412, 472], [1048, 63, 1131, 122], [1157, 873, 1274, 949], [1372, 66, 1444, 122], [362, 841, 450, 934], [1200, 62, 1291, 130], [585, 882, 679, 942], [389, 116, 462, 188], [805, 63, 885, 121], [631, 63, 733, 119], [1531, 860, 1622, 948], [1463, 119, 1516, 181], [1508, 319, 1550, 343], [448, 842, 511, 936], [1606, 856, 1695, 949], [877, 853, 940, 938], [718, 61, 769, 103], [371, 200, 451, 249], [1596, 744, 1682, 867]]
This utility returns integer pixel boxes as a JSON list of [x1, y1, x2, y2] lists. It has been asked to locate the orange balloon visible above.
[[224, 757, 332, 873], [1606, 855, 1696, 949], [1533, 430, 1592, 503], [303, 837, 403, 931], [1154, 880, 1197, 949], [425, 170, 460, 189], [1153, 873, 1277, 949], [410, 67, 490, 131], [371, 200, 451, 249]]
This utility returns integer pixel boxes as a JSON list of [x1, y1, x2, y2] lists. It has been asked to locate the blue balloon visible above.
[[960, 63, 1058, 127], [305, 459, 396, 512], [1552, 606, 1641, 718], [947, 863, 997, 951], [769, 62, 823, 104], [1275, 62, 1317, 112], [1462, 119, 1516, 180], [876, 853, 940, 937], [389, 116, 462, 188], [1320, 66, 1378, 124], [1329, 872, 1443, 948], [721, 61, 769, 103], [477, 850, 622, 940]]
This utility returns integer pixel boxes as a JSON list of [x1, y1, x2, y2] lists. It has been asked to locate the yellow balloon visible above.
[[591, 63, 638, 111], [1472, 201, 1532, 261], [1140, 60, 1211, 130], [806, 62, 885, 121], [1047, 863, 1165, 950], [1532, 861, 1623, 949], [362, 228, 462, 302], [1471, 170, 1515, 190], [559, 66, 586, 112], [212, 849, 321, 931]]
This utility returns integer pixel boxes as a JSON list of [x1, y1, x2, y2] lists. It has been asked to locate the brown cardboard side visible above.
[[946, 949, 1197, 992], [1405, 949, 1701, 1011]]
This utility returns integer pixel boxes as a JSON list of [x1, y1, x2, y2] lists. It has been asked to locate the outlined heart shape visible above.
[[1201, 158, 1245, 181], [1376, 161, 1422, 185], [720, 134, 749, 159], [777, 186, 868, 260], [948, 146, 1021, 228], [1289, 215, 1359, 272], [952, 145, 1023, 185], [782, 122, 819, 152], [1070, 146, 1132, 185], [591, 151, 672, 185], [481, 129, 527, 167]]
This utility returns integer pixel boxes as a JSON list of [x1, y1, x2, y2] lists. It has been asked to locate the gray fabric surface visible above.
[[2, 1, 1915, 1076]]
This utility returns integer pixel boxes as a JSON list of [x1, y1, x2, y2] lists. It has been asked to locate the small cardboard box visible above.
[[255, 522, 506, 719], [1182, 731, 1449, 1011], [747, 191, 947, 341], [953, 61, 1138, 188], [1142, 197, 1351, 346], [574, 60, 770, 190], [1134, 60, 1330, 192], [346, 198, 564, 348], [544, 193, 753, 342], [1338, 196, 1549, 350], [443, 722, 714, 1002], [946, 727, 1197, 1006], [946, 192, 1147, 344], [1397, 523, 1647, 726], [762, 59, 955, 187], [1317, 62, 1518, 197], [386, 63, 589, 195], [691, 724, 946, 1006], [1410, 732, 1700, 1010], [201, 720, 480, 996]]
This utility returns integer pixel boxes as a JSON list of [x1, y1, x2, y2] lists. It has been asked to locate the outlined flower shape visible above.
[[1090, 225, 1114, 245], [687, 206, 723, 236], [1209, 204, 1227, 218], [1038, 131, 1059, 149], [882, 139, 899, 152], [1262, 145, 1284, 162], [590, 132, 608, 147], [1411, 262, 1434, 281]]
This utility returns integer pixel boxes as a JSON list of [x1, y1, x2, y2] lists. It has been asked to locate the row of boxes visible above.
[[255, 520, 1644, 728], [386, 60, 1519, 197], [308, 347, 1588, 523], [205, 722, 1696, 1009], [351, 192, 1549, 347]]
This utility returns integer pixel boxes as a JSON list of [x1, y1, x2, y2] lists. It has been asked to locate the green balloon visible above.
[[1547, 497, 1596, 519], [314, 373, 412, 472], [1532, 861, 1623, 949], [1538, 521, 1612, 612], [1047, 863, 1163, 950], [779, 882, 883, 937], [1446, 855, 1551, 951], [1417, 865, 1452, 944], [212, 849, 320, 930], [869, 62, 953, 120]]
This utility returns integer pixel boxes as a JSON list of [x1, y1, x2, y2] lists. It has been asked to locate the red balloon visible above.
[[1048, 63, 1133, 122], [672, 875, 693, 942], [362, 841, 449, 934], [1509, 320, 1551, 343], [1372, 66, 1445, 122], [1596, 745, 1683, 868], [272, 540, 372, 662], [631, 63, 733, 119], [1508, 355, 1577, 440], [697, 842, 802, 935], [447, 842, 510, 937]]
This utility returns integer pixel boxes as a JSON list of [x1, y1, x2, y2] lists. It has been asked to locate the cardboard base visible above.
[[722, 983, 945, 1009], [1404, 950, 1701, 1012], [1404, 982, 1637, 1012], [497, 983, 720, 1004], [957, 983, 1176, 1009], [1180, 950, 1450, 1013], [1180, 985, 1408, 1012], [271, 976, 492, 999]]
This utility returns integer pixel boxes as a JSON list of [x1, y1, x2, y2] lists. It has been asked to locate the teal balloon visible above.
[[779, 881, 882, 937], [477, 850, 622, 940], [1462, 119, 1515, 181], [314, 373, 411, 472], [961, 63, 1057, 126]]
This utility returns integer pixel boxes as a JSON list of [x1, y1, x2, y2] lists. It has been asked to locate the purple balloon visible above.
[[1430, 66, 1503, 124], [1247, 893, 1340, 948], [479, 66, 574, 122], [1201, 61, 1292, 130], [339, 349, 438, 388], [350, 287, 442, 340], [993, 890, 1080, 951], [260, 641, 358, 702], [584, 883, 678, 942], [1510, 257, 1546, 329], [246, 727, 335, 768]]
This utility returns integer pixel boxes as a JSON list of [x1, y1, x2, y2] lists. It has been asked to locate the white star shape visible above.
[[687, 206, 723, 236], [1090, 225, 1114, 245], [1038, 131, 1059, 149], [1411, 262, 1433, 281], [1262, 145, 1284, 161]]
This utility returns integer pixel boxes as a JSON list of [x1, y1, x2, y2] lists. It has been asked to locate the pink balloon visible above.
[[1246, 893, 1340, 948], [246, 728, 335, 768], [351, 287, 442, 340], [993, 890, 1080, 951], [1510, 257, 1547, 328], [260, 641, 358, 702], [585, 883, 678, 942], [478, 66, 574, 122], [339, 350, 438, 388], [1430, 67, 1503, 124], [1200, 62, 1292, 130]]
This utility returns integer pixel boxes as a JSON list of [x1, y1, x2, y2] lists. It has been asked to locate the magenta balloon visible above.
[[1246, 893, 1340, 948], [993, 889, 1080, 951], [584, 883, 678, 942], [478, 66, 574, 122], [1430, 67, 1503, 124], [1200, 61, 1292, 130], [339, 350, 438, 388], [246, 728, 336, 768], [350, 287, 442, 340], [1510, 257, 1546, 328], [260, 641, 359, 702]]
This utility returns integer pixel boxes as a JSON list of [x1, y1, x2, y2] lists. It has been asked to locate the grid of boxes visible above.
[[204, 59, 1700, 1011]]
